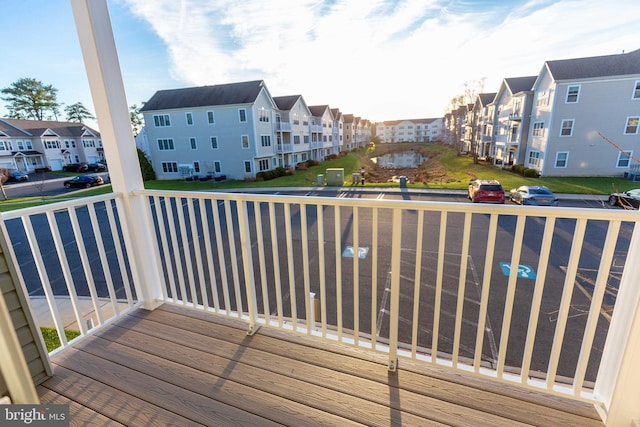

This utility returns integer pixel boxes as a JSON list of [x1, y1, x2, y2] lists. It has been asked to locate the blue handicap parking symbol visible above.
[[499, 262, 537, 279], [342, 246, 369, 259]]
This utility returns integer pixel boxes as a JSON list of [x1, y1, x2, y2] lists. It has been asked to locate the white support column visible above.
[[70, 0, 164, 309], [594, 221, 640, 426]]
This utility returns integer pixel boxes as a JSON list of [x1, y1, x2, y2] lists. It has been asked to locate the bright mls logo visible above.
[[2, 405, 68, 426]]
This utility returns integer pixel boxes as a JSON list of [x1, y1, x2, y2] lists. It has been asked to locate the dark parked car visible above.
[[607, 189, 640, 209], [64, 175, 104, 188], [509, 185, 559, 206], [63, 163, 89, 172], [468, 179, 505, 203], [87, 162, 107, 172], [8, 170, 29, 182]]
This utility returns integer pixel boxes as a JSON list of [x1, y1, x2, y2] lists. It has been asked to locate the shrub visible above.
[[256, 167, 287, 181], [511, 164, 524, 174], [137, 148, 156, 181], [524, 168, 539, 178]]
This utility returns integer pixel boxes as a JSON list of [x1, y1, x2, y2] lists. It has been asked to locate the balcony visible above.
[[1, 2, 639, 426], [277, 143, 292, 153], [275, 121, 292, 132], [3, 187, 640, 426]]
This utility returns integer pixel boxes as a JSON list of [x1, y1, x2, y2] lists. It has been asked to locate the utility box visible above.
[[399, 176, 407, 188], [325, 168, 344, 186], [316, 174, 324, 185]]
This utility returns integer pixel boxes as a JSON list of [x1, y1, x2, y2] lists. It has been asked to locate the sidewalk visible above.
[[29, 295, 131, 331]]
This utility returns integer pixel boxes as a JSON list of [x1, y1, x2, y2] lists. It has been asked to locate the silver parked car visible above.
[[607, 188, 640, 209], [509, 185, 559, 206]]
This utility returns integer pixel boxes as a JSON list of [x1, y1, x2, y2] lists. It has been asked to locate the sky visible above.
[[1, 0, 640, 129]]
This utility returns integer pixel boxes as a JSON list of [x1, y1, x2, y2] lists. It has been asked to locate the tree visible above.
[[137, 148, 156, 181], [1, 78, 60, 120], [65, 102, 95, 123], [130, 104, 144, 136]]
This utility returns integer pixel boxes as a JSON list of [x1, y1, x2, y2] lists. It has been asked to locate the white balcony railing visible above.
[[7, 189, 639, 401], [1, 2, 636, 423], [1, 193, 140, 352]]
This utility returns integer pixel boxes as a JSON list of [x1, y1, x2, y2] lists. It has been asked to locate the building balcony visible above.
[[277, 143, 292, 153], [2, 3, 637, 425], [2, 188, 640, 426], [275, 121, 292, 132]]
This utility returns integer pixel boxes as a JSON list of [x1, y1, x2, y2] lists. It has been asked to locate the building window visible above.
[[211, 137, 218, 149], [532, 122, 544, 137], [244, 161, 252, 173], [624, 117, 639, 134], [25, 140, 33, 149], [153, 114, 171, 127], [528, 151, 541, 167], [207, 111, 215, 124], [190, 137, 197, 150], [0, 141, 6, 151], [17, 140, 24, 150], [555, 152, 568, 168], [186, 112, 193, 125], [259, 109, 270, 122], [261, 135, 271, 147], [566, 85, 580, 103], [239, 109, 247, 123], [162, 161, 178, 173], [158, 138, 174, 150], [241, 135, 249, 149], [301, 153, 308, 162], [304, 135, 309, 144], [193, 161, 200, 173], [617, 151, 632, 168], [293, 135, 300, 144], [560, 119, 574, 136], [633, 81, 640, 99], [258, 159, 269, 171], [213, 161, 221, 173], [293, 114, 299, 125]]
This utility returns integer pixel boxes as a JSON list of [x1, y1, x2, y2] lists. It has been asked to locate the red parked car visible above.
[[468, 179, 505, 204]]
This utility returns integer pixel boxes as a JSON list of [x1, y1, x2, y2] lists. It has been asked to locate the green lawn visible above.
[[40, 327, 81, 352], [0, 144, 636, 214]]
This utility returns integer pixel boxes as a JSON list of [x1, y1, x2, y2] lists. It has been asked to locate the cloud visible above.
[[119, 0, 640, 121]]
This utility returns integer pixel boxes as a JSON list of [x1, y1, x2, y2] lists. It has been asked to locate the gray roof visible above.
[[141, 80, 266, 111], [504, 76, 537, 94], [1, 118, 99, 138], [308, 105, 329, 117], [478, 92, 496, 106], [273, 95, 301, 110], [546, 48, 640, 80], [0, 119, 32, 137]]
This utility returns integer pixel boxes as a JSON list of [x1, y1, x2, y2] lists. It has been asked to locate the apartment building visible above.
[[0, 118, 103, 172], [375, 118, 443, 144], [492, 76, 536, 166], [450, 49, 640, 177], [140, 80, 372, 180], [473, 92, 496, 159], [527, 49, 640, 176]]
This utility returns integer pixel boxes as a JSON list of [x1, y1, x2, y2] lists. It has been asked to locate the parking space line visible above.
[[376, 193, 385, 200]]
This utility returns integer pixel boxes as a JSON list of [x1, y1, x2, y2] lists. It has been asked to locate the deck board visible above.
[[37, 304, 604, 427]]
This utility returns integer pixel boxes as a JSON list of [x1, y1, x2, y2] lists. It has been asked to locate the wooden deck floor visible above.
[[37, 304, 603, 426]]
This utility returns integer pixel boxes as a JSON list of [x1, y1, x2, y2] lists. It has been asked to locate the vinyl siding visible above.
[[0, 229, 51, 399]]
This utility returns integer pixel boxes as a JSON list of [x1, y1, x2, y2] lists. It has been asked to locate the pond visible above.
[[371, 151, 427, 168]]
